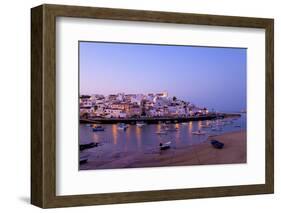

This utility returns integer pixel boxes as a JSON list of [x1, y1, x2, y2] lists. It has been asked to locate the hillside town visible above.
[[79, 92, 209, 119]]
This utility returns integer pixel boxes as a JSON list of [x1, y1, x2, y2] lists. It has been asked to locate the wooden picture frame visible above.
[[31, 4, 274, 208]]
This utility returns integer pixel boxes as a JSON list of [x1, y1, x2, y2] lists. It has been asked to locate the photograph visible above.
[[78, 41, 247, 170], [29, 3, 274, 208]]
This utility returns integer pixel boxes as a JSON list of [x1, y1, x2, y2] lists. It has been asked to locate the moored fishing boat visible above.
[[167, 126, 179, 131], [192, 130, 206, 135], [92, 125, 105, 131], [136, 122, 146, 127], [160, 123, 169, 130], [200, 124, 211, 128], [155, 130, 167, 135], [117, 123, 129, 130], [211, 126, 222, 131]]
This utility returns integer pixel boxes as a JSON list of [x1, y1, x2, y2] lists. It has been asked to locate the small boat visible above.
[[136, 122, 146, 127], [168, 129, 178, 132], [85, 124, 91, 127], [192, 130, 206, 135], [161, 126, 170, 131], [210, 140, 224, 149], [200, 124, 211, 128], [155, 131, 167, 135], [92, 125, 105, 131], [211, 127, 222, 131], [117, 123, 128, 130], [79, 153, 89, 164], [234, 125, 241, 127], [167, 127, 179, 131], [181, 122, 188, 126], [79, 142, 98, 151], [160, 124, 169, 130], [160, 141, 171, 150]]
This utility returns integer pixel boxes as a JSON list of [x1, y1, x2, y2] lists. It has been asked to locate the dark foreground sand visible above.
[[81, 130, 246, 170]]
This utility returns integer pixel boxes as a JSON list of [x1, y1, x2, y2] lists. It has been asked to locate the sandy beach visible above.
[[80, 130, 246, 170]]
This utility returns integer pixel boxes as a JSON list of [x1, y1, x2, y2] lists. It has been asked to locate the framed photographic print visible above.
[[31, 4, 274, 208]]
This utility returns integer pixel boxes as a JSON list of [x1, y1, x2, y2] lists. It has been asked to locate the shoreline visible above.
[[80, 130, 246, 170], [80, 113, 241, 124]]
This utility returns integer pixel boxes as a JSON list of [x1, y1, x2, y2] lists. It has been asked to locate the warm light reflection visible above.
[[91, 132, 99, 142], [112, 124, 117, 145], [157, 124, 161, 131], [198, 120, 202, 130], [136, 126, 142, 148], [188, 122, 192, 134], [175, 123, 180, 144]]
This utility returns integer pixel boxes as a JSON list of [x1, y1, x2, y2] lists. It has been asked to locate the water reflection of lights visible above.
[[112, 124, 117, 145], [91, 132, 99, 142], [188, 122, 192, 133], [157, 124, 161, 131], [175, 123, 180, 144], [136, 126, 141, 148], [198, 120, 202, 130]]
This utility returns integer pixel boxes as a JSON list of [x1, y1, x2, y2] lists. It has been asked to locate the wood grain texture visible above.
[[31, 5, 43, 207], [31, 4, 274, 208], [265, 20, 274, 193]]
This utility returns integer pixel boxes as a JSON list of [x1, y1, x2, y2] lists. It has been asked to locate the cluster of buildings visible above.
[[80, 92, 209, 119]]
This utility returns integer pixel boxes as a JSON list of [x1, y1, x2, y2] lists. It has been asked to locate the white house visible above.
[[80, 95, 92, 108], [130, 94, 143, 105], [147, 109, 157, 117], [105, 108, 127, 118]]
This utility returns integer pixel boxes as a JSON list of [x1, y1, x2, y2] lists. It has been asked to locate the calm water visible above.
[[79, 114, 246, 167]]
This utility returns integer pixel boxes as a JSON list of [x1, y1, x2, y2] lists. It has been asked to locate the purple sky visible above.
[[79, 41, 246, 112]]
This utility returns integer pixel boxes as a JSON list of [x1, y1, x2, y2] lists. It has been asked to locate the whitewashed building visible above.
[[80, 95, 92, 108], [105, 108, 127, 118]]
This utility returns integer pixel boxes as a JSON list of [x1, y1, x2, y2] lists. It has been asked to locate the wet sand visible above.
[[80, 130, 246, 170]]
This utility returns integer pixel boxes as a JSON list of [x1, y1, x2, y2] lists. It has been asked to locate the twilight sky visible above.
[[79, 41, 246, 112]]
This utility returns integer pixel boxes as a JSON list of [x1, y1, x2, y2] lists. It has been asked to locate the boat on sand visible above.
[[79, 142, 98, 151], [79, 153, 90, 164], [210, 140, 224, 149], [159, 141, 171, 150]]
